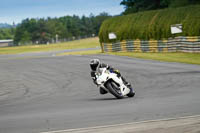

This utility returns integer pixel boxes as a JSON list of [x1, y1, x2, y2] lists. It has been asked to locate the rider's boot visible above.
[[115, 71, 132, 88], [121, 76, 131, 87], [100, 87, 108, 95]]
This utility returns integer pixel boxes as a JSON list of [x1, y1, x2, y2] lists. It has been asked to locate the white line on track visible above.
[[41, 115, 200, 133]]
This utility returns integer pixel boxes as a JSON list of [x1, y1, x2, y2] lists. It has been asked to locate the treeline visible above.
[[14, 13, 111, 45], [0, 28, 15, 40], [121, 0, 200, 15], [99, 5, 200, 43]]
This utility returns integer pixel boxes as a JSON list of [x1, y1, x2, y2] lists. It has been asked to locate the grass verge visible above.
[[58, 50, 200, 65], [57, 50, 101, 56], [1, 37, 199, 65], [0, 37, 99, 55], [107, 52, 200, 65]]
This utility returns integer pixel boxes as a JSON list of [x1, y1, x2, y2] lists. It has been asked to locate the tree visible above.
[[120, 0, 200, 14], [13, 12, 111, 45], [20, 31, 31, 44], [169, 0, 189, 7], [94, 12, 111, 35], [0, 28, 15, 39], [120, 0, 170, 14]]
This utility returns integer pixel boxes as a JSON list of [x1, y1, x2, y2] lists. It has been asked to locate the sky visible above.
[[0, 0, 124, 24]]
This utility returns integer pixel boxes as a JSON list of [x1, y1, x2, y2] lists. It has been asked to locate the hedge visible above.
[[99, 5, 200, 43]]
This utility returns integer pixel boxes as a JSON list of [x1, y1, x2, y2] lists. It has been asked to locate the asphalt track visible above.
[[0, 52, 200, 133]]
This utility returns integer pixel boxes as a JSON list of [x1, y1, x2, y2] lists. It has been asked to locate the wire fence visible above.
[[17, 34, 97, 46]]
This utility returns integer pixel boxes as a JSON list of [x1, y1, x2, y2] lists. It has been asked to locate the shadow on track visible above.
[[87, 96, 134, 101], [87, 97, 117, 101]]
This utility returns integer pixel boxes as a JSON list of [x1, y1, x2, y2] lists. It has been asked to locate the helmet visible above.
[[90, 59, 100, 71]]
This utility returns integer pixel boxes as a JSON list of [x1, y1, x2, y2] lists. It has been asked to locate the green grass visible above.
[[57, 50, 101, 56], [0, 37, 100, 54], [107, 52, 200, 65], [1, 36, 200, 65], [58, 48, 200, 65]]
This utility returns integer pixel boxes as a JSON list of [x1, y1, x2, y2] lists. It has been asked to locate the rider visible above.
[[90, 59, 131, 94]]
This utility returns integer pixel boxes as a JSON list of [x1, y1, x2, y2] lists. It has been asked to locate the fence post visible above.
[[101, 36, 200, 53], [100, 42, 104, 53], [121, 40, 127, 52], [134, 39, 142, 52]]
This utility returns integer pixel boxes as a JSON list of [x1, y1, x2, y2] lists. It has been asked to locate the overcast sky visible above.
[[0, 0, 124, 24]]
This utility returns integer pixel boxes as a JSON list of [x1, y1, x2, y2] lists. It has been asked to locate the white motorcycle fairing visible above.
[[95, 68, 130, 96]]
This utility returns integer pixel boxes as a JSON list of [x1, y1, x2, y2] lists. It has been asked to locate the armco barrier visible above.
[[101, 36, 200, 53]]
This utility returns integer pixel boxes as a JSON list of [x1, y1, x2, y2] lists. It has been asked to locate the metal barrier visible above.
[[102, 36, 200, 53]]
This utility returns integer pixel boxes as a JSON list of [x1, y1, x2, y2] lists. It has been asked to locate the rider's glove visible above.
[[91, 71, 98, 85], [91, 71, 96, 77], [109, 68, 121, 77]]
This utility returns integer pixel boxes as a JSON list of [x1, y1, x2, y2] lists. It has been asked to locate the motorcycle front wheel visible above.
[[127, 91, 135, 97], [106, 81, 124, 99]]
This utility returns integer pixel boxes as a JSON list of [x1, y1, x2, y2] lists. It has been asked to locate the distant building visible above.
[[0, 40, 14, 47]]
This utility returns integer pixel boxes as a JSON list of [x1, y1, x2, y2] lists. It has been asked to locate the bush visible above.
[[99, 5, 200, 43]]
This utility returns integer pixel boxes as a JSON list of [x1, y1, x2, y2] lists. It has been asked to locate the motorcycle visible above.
[[92, 68, 135, 99]]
